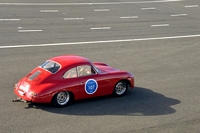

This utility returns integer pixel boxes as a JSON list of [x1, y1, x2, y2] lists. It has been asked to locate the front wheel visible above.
[[52, 91, 71, 107], [113, 81, 128, 96]]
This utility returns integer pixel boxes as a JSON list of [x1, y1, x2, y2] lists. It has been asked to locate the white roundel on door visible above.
[[85, 79, 98, 94]]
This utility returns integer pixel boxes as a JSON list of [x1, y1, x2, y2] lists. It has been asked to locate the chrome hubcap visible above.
[[57, 92, 70, 105], [115, 82, 126, 95]]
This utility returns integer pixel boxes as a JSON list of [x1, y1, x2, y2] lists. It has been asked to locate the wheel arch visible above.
[[115, 79, 131, 88]]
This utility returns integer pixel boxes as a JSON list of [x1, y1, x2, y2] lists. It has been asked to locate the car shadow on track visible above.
[[26, 87, 181, 116]]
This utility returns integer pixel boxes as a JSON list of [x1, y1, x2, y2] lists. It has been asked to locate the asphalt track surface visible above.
[[0, 0, 200, 133]]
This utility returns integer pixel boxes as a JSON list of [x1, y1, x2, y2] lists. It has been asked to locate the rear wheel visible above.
[[52, 91, 71, 107], [113, 81, 128, 96]]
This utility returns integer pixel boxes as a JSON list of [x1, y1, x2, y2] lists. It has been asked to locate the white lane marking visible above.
[[1, 34, 200, 49], [64, 18, 84, 20], [94, 9, 110, 11], [120, 16, 138, 19], [40, 10, 58, 12], [90, 27, 111, 30], [171, 14, 187, 17], [0, 19, 20, 21], [142, 7, 156, 10], [0, 0, 183, 6], [151, 24, 169, 27], [185, 5, 199, 8], [17, 27, 23, 29], [18, 30, 43, 32]]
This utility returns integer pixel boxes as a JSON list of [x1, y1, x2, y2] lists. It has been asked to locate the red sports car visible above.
[[13, 55, 134, 107]]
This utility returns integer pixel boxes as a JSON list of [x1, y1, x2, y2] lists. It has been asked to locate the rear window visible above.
[[40, 60, 61, 74]]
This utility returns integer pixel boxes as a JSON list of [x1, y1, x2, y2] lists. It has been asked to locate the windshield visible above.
[[40, 60, 61, 74]]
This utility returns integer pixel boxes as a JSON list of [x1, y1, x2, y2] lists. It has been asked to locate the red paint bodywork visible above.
[[14, 55, 134, 103]]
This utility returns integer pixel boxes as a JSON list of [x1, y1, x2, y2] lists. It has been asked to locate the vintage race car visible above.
[[13, 55, 134, 107]]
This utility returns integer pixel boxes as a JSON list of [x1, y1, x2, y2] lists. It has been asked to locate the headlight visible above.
[[128, 73, 134, 81], [129, 72, 134, 77]]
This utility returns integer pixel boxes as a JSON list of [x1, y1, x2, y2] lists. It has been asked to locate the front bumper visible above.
[[128, 77, 134, 89]]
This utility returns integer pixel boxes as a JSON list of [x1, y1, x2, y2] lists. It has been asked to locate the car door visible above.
[[77, 65, 111, 99], [62, 67, 80, 100]]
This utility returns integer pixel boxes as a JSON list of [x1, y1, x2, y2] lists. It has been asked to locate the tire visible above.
[[52, 91, 71, 107], [113, 81, 128, 96]]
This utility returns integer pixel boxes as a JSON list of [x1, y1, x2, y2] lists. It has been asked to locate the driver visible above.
[[79, 66, 91, 76]]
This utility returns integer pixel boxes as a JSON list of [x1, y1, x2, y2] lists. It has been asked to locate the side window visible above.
[[63, 67, 77, 79], [77, 65, 96, 77]]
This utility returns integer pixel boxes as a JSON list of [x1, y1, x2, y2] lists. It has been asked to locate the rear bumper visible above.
[[14, 87, 52, 103], [14, 88, 32, 102]]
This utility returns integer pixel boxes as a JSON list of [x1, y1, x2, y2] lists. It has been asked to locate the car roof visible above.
[[49, 55, 91, 67]]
